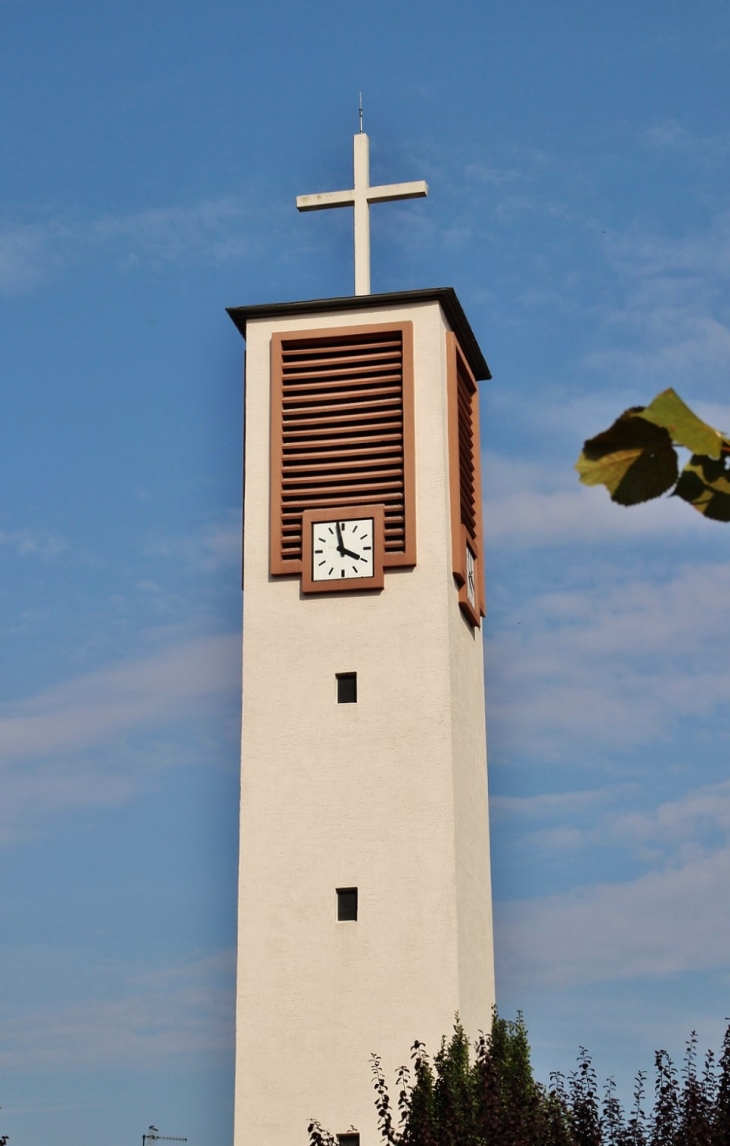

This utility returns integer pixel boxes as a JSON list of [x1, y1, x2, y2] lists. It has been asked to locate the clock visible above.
[[455, 524, 482, 626], [301, 505, 385, 593], [465, 543, 476, 608], [311, 517, 375, 582]]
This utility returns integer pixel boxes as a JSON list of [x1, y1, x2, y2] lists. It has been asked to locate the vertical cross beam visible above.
[[353, 133, 371, 296]]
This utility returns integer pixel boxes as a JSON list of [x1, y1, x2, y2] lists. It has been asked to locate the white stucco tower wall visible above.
[[230, 290, 494, 1146]]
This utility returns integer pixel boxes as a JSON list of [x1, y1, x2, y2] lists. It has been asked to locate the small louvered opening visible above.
[[457, 359, 477, 540], [277, 329, 407, 566]]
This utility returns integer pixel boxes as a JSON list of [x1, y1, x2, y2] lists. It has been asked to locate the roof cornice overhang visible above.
[[226, 287, 491, 381]]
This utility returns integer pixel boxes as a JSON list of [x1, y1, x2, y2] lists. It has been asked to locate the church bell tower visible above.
[[228, 127, 495, 1146]]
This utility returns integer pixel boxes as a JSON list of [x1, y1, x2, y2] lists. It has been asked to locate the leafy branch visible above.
[[310, 1013, 730, 1145], [575, 388, 730, 521]]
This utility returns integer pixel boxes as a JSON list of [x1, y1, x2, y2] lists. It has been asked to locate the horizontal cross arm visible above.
[[296, 189, 355, 212], [366, 180, 428, 204]]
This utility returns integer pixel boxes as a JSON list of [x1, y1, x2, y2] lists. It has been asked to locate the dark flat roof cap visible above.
[[227, 287, 491, 381]]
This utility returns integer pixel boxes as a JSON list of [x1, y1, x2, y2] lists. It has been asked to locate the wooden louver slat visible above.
[[270, 323, 416, 575]]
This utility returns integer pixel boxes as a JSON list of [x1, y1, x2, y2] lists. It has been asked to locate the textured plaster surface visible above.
[[234, 300, 494, 1146]]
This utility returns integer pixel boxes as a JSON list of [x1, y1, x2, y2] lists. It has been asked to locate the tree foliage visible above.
[[310, 1013, 730, 1146], [575, 389, 730, 521]]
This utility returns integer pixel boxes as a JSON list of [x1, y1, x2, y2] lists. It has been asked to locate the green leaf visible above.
[[576, 409, 679, 506], [673, 454, 730, 521], [640, 388, 726, 459]]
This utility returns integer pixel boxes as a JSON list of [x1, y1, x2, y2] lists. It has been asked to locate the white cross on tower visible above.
[[297, 130, 428, 296]]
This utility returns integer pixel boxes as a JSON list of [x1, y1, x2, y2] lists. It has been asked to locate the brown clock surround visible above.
[[301, 504, 385, 594]]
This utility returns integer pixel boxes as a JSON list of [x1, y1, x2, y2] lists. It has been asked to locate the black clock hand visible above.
[[341, 547, 362, 560], [335, 521, 345, 554]]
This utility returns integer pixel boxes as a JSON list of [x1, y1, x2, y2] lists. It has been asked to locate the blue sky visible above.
[[2, 0, 730, 1142]]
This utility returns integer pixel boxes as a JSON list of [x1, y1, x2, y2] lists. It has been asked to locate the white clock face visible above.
[[466, 545, 476, 607], [311, 518, 375, 582]]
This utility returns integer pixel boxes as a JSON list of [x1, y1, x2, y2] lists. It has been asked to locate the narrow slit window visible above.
[[337, 887, 358, 921], [337, 1136, 360, 1146], [336, 672, 357, 704]]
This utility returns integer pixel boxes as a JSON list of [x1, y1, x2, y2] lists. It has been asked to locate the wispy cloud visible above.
[[0, 196, 270, 294], [148, 510, 242, 573], [0, 633, 240, 839], [607, 214, 730, 279], [485, 482, 704, 549], [0, 223, 58, 293], [493, 777, 730, 866], [644, 120, 730, 157], [487, 559, 730, 762], [492, 786, 623, 819], [0, 632, 239, 766], [90, 198, 249, 266], [494, 705, 730, 986], [481, 453, 711, 549], [645, 121, 695, 150], [609, 781, 730, 861], [586, 212, 730, 396], [464, 162, 521, 188], [497, 841, 730, 988], [0, 951, 234, 1066], [0, 528, 66, 559]]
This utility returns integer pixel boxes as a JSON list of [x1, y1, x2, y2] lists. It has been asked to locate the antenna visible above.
[[142, 1128, 187, 1146], [358, 93, 363, 133]]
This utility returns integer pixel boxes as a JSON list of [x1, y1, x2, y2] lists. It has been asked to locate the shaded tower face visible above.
[[230, 288, 494, 1146]]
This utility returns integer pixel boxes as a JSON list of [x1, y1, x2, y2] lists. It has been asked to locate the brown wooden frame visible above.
[[269, 321, 416, 578], [301, 504, 385, 594], [447, 332, 486, 627]]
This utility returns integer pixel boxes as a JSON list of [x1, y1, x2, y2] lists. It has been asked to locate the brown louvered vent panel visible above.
[[270, 322, 415, 575], [447, 331, 485, 626], [457, 358, 477, 539]]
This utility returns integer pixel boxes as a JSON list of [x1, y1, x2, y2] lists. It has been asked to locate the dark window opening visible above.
[[337, 887, 358, 921], [337, 1136, 360, 1146], [336, 672, 357, 704]]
